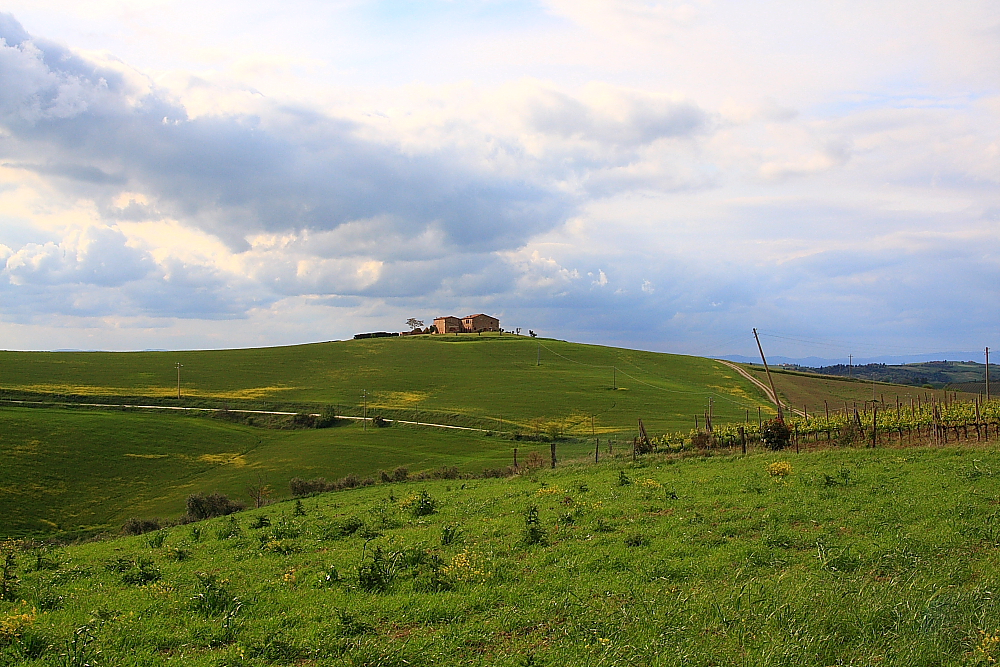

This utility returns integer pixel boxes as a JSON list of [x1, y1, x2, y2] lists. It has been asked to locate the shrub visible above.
[[524, 451, 545, 469], [481, 466, 515, 479], [760, 419, 792, 450], [185, 493, 245, 521], [372, 415, 389, 427], [289, 477, 330, 496], [250, 515, 271, 530], [391, 466, 409, 482], [618, 470, 631, 486], [121, 517, 162, 536], [315, 406, 341, 428]]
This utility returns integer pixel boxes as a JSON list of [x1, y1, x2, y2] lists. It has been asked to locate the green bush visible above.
[[760, 419, 792, 450], [185, 493, 244, 521]]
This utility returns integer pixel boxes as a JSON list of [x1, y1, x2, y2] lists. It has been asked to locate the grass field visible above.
[[0, 335, 774, 435], [0, 406, 595, 537], [743, 365, 980, 417], [3, 443, 1000, 666]]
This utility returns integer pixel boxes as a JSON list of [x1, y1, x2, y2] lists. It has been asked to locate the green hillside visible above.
[[3, 335, 944, 539], [0, 335, 770, 435], [3, 445, 1000, 666], [0, 406, 594, 537]]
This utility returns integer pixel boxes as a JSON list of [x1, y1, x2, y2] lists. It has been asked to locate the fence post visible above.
[[513, 448, 518, 469], [551, 442, 556, 469], [595, 438, 599, 463], [871, 404, 877, 448], [739, 426, 746, 455]]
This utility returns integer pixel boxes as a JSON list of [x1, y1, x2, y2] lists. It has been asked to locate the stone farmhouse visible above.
[[433, 313, 500, 334]]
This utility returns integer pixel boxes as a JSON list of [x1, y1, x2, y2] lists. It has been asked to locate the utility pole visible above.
[[753, 328, 783, 422], [536, 344, 540, 366], [849, 354, 852, 378], [175, 362, 183, 399], [987, 347, 991, 402], [362, 390, 368, 431], [613, 366, 617, 390]]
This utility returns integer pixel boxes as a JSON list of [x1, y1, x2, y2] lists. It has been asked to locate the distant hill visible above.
[[774, 360, 996, 391]]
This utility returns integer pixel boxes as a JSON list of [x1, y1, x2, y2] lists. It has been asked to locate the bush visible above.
[[121, 517, 162, 536], [760, 419, 792, 450], [289, 477, 330, 496], [315, 406, 341, 428], [372, 415, 389, 428], [185, 493, 245, 521]]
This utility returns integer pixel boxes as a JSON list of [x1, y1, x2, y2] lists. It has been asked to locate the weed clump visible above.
[[523, 506, 546, 546], [189, 572, 239, 617], [357, 547, 399, 593], [1, 542, 19, 601], [403, 491, 437, 517]]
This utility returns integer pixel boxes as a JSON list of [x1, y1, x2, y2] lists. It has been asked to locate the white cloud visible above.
[[0, 5, 996, 356]]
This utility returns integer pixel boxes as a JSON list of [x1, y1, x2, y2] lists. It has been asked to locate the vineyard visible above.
[[653, 394, 1000, 452]]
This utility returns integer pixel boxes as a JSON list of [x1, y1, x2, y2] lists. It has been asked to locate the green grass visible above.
[[0, 335, 772, 434], [4, 444, 1000, 665], [0, 406, 596, 537]]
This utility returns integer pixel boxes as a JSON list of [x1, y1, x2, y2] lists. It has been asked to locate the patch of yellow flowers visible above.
[[639, 479, 662, 489], [441, 549, 485, 582], [976, 629, 1000, 663], [536, 486, 564, 496], [767, 461, 793, 477], [0, 608, 36, 644]]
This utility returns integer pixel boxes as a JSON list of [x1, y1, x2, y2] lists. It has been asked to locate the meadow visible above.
[[0, 406, 593, 538], [3, 336, 948, 538], [3, 444, 1000, 666]]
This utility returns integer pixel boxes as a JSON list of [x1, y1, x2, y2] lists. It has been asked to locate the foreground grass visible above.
[[4, 445, 1000, 665], [0, 406, 595, 537]]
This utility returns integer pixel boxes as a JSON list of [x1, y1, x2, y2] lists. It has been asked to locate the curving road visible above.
[[715, 359, 805, 417]]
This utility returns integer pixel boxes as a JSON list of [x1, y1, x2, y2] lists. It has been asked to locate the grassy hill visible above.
[[2, 335, 939, 538], [3, 444, 1000, 666], [0, 335, 770, 434]]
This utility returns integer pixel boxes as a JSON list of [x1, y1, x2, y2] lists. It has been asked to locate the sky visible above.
[[0, 1, 997, 361]]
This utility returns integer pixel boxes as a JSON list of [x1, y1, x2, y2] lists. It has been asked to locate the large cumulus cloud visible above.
[[0, 14, 569, 254]]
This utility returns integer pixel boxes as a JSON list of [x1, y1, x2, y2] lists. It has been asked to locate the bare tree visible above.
[[246, 471, 272, 509], [406, 318, 425, 331]]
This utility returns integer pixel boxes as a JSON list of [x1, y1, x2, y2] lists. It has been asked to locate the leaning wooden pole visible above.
[[753, 328, 784, 422]]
